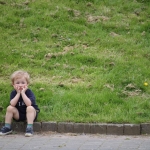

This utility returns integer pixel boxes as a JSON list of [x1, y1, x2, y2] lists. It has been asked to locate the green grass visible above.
[[0, 0, 150, 123]]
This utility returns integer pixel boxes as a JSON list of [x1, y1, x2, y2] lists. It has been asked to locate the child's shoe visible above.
[[0, 126, 12, 135], [25, 127, 33, 137]]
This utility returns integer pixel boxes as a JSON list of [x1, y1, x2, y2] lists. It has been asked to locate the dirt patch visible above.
[[121, 83, 142, 97], [87, 15, 109, 23], [45, 46, 74, 59]]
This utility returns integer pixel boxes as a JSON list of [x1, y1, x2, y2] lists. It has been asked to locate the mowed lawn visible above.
[[0, 0, 150, 123]]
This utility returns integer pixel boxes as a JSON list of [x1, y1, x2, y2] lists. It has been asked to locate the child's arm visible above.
[[21, 86, 32, 106], [10, 85, 21, 106], [10, 93, 20, 106]]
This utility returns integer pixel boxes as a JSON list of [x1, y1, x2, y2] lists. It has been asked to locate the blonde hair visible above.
[[10, 70, 30, 84]]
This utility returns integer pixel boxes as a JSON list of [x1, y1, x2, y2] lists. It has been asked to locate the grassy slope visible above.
[[0, 0, 150, 123]]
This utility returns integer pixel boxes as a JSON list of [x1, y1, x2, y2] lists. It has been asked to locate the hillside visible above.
[[0, 0, 150, 123]]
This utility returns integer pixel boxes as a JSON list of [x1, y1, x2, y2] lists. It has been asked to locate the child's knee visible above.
[[6, 105, 15, 112], [26, 106, 35, 112]]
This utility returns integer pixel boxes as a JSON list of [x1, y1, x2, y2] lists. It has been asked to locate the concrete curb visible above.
[[0, 122, 150, 135]]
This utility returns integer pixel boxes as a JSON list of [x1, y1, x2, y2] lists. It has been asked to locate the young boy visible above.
[[0, 70, 40, 137]]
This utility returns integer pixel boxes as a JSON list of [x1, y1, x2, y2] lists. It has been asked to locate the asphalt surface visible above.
[[0, 132, 150, 150]]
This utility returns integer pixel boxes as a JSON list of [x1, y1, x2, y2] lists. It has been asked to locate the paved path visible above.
[[0, 132, 150, 150]]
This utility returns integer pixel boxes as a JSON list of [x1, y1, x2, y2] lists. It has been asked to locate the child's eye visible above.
[[22, 82, 25, 84]]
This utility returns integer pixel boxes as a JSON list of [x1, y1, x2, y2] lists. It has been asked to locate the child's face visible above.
[[13, 77, 28, 91]]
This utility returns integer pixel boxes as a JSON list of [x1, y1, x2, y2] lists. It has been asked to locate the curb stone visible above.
[[141, 123, 150, 134], [12, 122, 25, 132], [124, 124, 140, 135], [91, 123, 107, 134], [74, 123, 91, 133], [65, 122, 74, 133], [72, 123, 81, 133], [42, 122, 57, 132], [107, 124, 123, 135], [0, 122, 150, 135], [33, 122, 41, 132], [58, 122, 66, 133]]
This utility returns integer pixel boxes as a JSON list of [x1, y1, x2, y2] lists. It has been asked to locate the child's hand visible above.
[[21, 85, 28, 93], [13, 85, 21, 93]]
